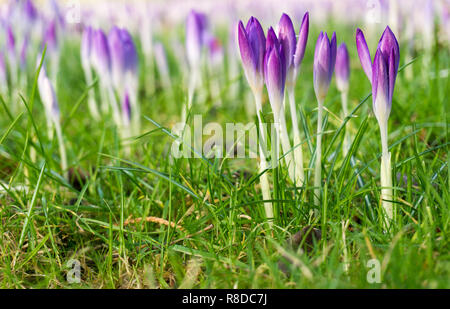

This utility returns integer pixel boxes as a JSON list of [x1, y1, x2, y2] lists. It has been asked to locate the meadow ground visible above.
[[0, 23, 448, 289]]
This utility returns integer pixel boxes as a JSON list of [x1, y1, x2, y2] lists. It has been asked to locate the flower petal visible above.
[[356, 28, 372, 83]]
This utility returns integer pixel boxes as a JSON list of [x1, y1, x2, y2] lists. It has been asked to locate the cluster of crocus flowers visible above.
[[81, 25, 139, 140], [238, 13, 310, 222], [278, 12, 309, 186], [356, 26, 399, 227], [238, 17, 273, 222], [313, 31, 337, 206]]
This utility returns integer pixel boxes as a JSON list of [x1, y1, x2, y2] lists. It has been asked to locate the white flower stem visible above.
[[287, 87, 305, 185], [314, 99, 324, 206], [379, 121, 393, 227], [182, 68, 199, 124], [82, 64, 100, 120], [277, 103, 296, 184], [253, 91, 274, 225], [341, 91, 350, 158], [54, 121, 68, 179], [106, 83, 122, 129]]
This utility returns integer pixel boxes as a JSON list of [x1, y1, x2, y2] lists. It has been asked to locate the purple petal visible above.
[[238, 21, 256, 79], [81, 26, 93, 60], [186, 10, 206, 68], [264, 45, 285, 106], [314, 31, 324, 63], [378, 26, 400, 74], [330, 32, 337, 76], [245, 17, 265, 74], [372, 49, 389, 120], [92, 29, 111, 76], [278, 13, 296, 69], [266, 27, 280, 51], [293, 11, 309, 68], [356, 28, 372, 83], [314, 32, 331, 99], [120, 28, 138, 74], [335, 43, 350, 91], [388, 48, 396, 105]]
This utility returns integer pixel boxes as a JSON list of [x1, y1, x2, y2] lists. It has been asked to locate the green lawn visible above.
[[0, 23, 448, 289]]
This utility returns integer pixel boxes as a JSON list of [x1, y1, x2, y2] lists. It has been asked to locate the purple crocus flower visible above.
[[335, 43, 350, 92], [186, 10, 207, 69], [91, 29, 111, 79], [313, 31, 337, 101], [356, 26, 399, 123], [278, 13, 296, 73], [237, 17, 266, 93], [277, 12, 309, 85], [109, 26, 138, 95], [264, 27, 286, 114], [119, 29, 138, 76]]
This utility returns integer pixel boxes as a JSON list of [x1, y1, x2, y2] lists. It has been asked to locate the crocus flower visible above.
[[185, 10, 207, 69], [91, 29, 111, 80], [237, 17, 266, 94], [278, 13, 296, 76], [313, 31, 336, 206], [109, 27, 138, 86], [278, 12, 309, 85], [313, 31, 337, 101], [264, 27, 286, 117], [293, 12, 309, 71], [278, 12, 309, 185], [237, 17, 273, 223], [335, 43, 350, 93], [356, 26, 400, 225], [356, 26, 399, 125]]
